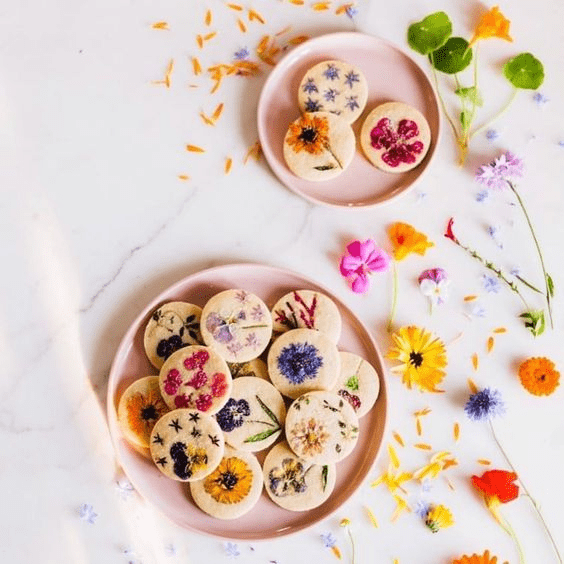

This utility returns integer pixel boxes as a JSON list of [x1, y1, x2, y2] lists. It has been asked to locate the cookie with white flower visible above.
[[360, 102, 431, 173], [215, 376, 286, 452], [298, 60, 368, 123], [200, 290, 273, 363], [271, 290, 342, 344], [330, 352, 380, 418], [144, 302, 203, 369], [262, 441, 336, 511], [159, 345, 232, 415], [228, 358, 269, 380], [283, 112, 355, 181], [190, 445, 263, 519], [267, 328, 340, 399], [118, 376, 170, 449], [149, 409, 224, 482], [285, 391, 359, 464]]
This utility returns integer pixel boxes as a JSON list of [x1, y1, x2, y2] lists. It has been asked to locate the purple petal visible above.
[[351, 273, 370, 294]]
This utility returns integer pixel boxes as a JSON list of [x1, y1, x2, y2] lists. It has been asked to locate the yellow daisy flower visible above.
[[425, 504, 454, 532], [203, 456, 253, 504]]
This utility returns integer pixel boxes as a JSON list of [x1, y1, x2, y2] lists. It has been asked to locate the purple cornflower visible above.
[[344, 70, 360, 88], [476, 151, 524, 190], [323, 63, 340, 80], [482, 274, 501, 293], [277, 342, 323, 384], [302, 78, 318, 94], [465, 388, 505, 421], [233, 47, 250, 61], [345, 95, 359, 111], [323, 88, 339, 102], [320, 532, 337, 548], [304, 97, 322, 112]]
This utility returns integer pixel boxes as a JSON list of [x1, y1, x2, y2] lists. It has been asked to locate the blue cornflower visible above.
[[233, 47, 250, 61], [485, 129, 499, 140], [320, 532, 337, 548], [277, 342, 323, 384], [344, 70, 360, 88], [216, 398, 250, 432], [304, 97, 322, 112], [345, 95, 359, 111], [323, 63, 340, 80], [323, 88, 339, 102], [224, 542, 240, 558], [302, 78, 318, 94], [482, 274, 501, 293], [465, 388, 505, 421], [475, 190, 489, 202], [78, 503, 98, 524], [533, 92, 549, 106], [345, 6, 358, 18]]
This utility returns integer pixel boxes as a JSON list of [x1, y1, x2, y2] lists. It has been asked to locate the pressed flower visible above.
[[451, 550, 501, 564], [418, 268, 450, 307], [126, 388, 168, 441], [519, 357, 560, 396], [288, 417, 330, 456], [203, 456, 253, 504], [469, 6, 512, 47], [388, 222, 434, 261], [339, 239, 390, 293], [277, 343, 323, 384], [286, 114, 330, 155], [370, 118, 425, 167], [465, 388, 505, 421], [387, 326, 447, 392], [268, 457, 307, 497], [424, 504, 454, 532], [216, 398, 251, 431], [472, 469, 519, 505]]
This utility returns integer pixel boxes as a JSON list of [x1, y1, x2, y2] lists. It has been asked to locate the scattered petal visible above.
[[248, 8, 266, 23], [391, 495, 411, 521], [237, 18, 247, 32], [244, 141, 262, 163], [233, 47, 250, 60], [414, 443, 432, 450], [464, 295, 478, 302], [151, 21, 169, 30], [224, 542, 240, 558], [472, 353, 479, 371], [225, 157, 233, 174], [365, 506, 379, 528], [205, 9, 213, 26], [493, 327, 507, 334], [191, 57, 202, 75], [467, 378, 479, 394], [487, 336, 495, 353], [453, 422, 460, 442], [186, 144, 206, 153], [388, 444, 400, 469], [392, 431, 405, 447], [482, 275, 501, 293], [226, 3, 243, 10], [178, 174, 190, 181], [476, 190, 490, 202], [78, 503, 98, 524], [533, 92, 549, 106], [478, 459, 492, 465], [313, 2, 331, 10]]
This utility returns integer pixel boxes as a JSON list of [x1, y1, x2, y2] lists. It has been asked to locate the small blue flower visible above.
[[482, 274, 501, 293], [304, 97, 322, 112], [323, 64, 340, 80], [323, 88, 339, 102], [475, 190, 489, 203], [558, 140, 564, 148], [471, 304, 487, 318], [164, 544, 176, 556], [78, 503, 98, 524], [345, 6, 358, 18], [225, 542, 240, 558], [302, 78, 318, 94], [413, 500, 431, 518], [465, 388, 505, 421], [233, 47, 250, 61], [345, 95, 359, 111], [320, 532, 337, 548], [344, 70, 360, 88], [510, 266, 521, 277], [277, 342, 323, 384], [485, 129, 499, 140], [420, 479, 433, 493], [216, 398, 250, 432], [487, 225, 503, 248], [116, 479, 135, 499], [533, 92, 549, 106]]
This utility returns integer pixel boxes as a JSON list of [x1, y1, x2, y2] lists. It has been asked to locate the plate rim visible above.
[[257, 30, 442, 209], [106, 261, 388, 540]]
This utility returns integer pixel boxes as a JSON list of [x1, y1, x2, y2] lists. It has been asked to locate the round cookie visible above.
[[283, 112, 355, 182], [331, 352, 380, 418], [297, 60, 368, 123], [149, 409, 225, 482], [117, 376, 170, 449], [228, 358, 269, 380], [267, 328, 340, 399], [215, 376, 286, 452], [360, 102, 431, 173], [200, 289, 273, 363], [263, 441, 336, 511], [271, 289, 342, 344], [144, 302, 203, 369], [285, 391, 359, 464], [190, 445, 263, 520], [159, 346, 232, 415]]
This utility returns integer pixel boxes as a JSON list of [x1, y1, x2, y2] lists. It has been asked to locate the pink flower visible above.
[[186, 370, 208, 389], [174, 394, 192, 408], [163, 369, 182, 395], [370, 118, 424, 167], [476, 151, 524, 190], [184, 350, 209, 370], [340, 239, 390, 293], [195, 394, 213, 412], [211, 373, 228, 397]]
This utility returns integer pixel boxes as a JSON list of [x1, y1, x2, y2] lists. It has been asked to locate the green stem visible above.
[[430, 53, 459, 140], [387, 260, 398, 333], [507, 180, 554, 328], [470, 87, 518, 140], [502, 514, 527, 564], [516, 275, 544, 295]]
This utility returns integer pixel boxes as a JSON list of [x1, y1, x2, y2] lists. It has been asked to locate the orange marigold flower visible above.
[[388, 222, 434, 261], [286, 114, 329, 155], [451, 549, 500, 564], [469, 5, 512, 47], [519, 357, 560, 396]]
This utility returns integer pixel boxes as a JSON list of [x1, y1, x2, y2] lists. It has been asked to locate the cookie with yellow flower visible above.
[[190, 445, 263, 519], [283, 112, 355, 181]]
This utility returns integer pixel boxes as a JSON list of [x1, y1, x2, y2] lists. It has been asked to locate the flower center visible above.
[[219, 471, 238, 491], [409, 351, 424, 368], [141, 405, 158, 421], [306, 431, 318, 444], [299, 126, 318, 144]]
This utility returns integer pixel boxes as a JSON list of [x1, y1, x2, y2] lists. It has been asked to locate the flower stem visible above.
[[515, 275, 543, 295], [387, 260, 398, 333], [430, 53, 459, 140], [507, 180, 554, 328], [324, 143, 343, 169], [346, 526, 356, 564], [471, 87, 518, 140], [490, 420, 563, 563]]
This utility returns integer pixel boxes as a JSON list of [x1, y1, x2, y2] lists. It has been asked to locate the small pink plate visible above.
[[257, 32, 440, 208], [107, 263, 387, 540]]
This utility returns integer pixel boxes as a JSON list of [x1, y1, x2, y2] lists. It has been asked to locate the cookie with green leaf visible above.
[[214, 376, 286, 452]]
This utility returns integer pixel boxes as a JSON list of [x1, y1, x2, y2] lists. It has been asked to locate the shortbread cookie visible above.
[[149, 409, 224, 482], [144, 302, 203, 369], [228, 358, 269, 380], [190, 445, 263, 519], [159, 346, 232, 415], [268, 328, 340, 399], [117, 376, 170, 449], [283, 112, 355, 182], [200, 290, 272, 363], [285, 391, 359, 464], [331, 352, 380, 418], [263, 441, 336, 511], [360, 102, 431, 173], [215, 377, 286, 452], [298, 60, 368, 123], [271, 290, 342, 344]]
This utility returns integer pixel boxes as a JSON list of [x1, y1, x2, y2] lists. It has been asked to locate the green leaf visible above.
[[455, 86, 483, 107], [504, 53, 545, 89], [547, 274, 555, 298], [243, 427, 281, 443], [345, 375, 359, 391], [431, 37, 472, 74], [321, 465, 328, 491], [460, 110, 471, 130], [519, 310, 546, 337], [256, 395, 280, 426], [407, 12, 452, 55]]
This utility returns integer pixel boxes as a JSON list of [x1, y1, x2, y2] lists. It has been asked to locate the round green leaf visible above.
[[503, 53, 545, 89], [407, 12, 452, 55], [431, 37, 472, 74]]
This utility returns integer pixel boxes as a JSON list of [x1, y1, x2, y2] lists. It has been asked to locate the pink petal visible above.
[[340, 254, 363, 276], [351, 273, 370, 294], [345, 240, 363, 258], [365, 249, 391, 273], [357, 239, 377, 262]]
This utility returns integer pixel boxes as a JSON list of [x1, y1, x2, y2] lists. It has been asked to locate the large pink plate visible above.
[[257, 32, 441, 208], [107, 263, 387, 540]]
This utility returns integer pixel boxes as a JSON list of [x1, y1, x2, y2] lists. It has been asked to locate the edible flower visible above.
[[388, 222, 434, 261], [424, 504, 454, 533], [418, 268, 450, 308], [451, 550, 503, 564], [469, 6, 512, 47], [472, 469, 519, 506], [465, 388, 505, 421], [519, 357, 560, 396], [339, 239, 391, 293]]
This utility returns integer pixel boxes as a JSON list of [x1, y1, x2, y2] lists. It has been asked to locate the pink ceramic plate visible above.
[[257, 32, 440, 208], [107, 263, 387, 540]]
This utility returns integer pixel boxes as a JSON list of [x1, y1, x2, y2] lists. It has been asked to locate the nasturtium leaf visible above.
[[455, 86, 484, 107], [407, 12, 452, 55], [503, 53, 545, 89], [431, 37, 472, 74]]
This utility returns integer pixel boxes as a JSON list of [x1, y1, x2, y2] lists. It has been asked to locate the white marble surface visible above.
[[1, 0, 564, 562]]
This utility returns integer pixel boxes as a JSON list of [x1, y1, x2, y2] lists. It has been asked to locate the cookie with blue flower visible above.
[[298, 60, 368, 124], [267, 328, 340, 399]]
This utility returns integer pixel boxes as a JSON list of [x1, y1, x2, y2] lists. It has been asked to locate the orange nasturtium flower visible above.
[[469, 6, 512, 47], [451, 550, 503, 564], [388, 222, 434, 261], [518, 356, 560, 396], [472, 469, 518, 521]]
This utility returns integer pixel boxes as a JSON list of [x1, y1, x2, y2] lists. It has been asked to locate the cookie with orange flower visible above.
[[518, 357, 559, 396], [117, 376, 169, 449], [283, 112, 355, 181], [451, 550, 505, 564], [190, 445, 263, 519]]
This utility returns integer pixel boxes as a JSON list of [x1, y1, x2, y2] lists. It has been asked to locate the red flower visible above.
[[195, 393, 213, 411], [444, 218, 457, 242], [186, 370, 208, 389], [211, 373, 228, 397], [370, 118, 424, 167], [163, 369, 182, 395], [472, 469, 519, 504]]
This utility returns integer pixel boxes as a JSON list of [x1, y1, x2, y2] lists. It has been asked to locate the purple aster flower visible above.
[[224, 542, 240, 558], [323, 63, 340, 80], [277, 342, 323, 384], [233, 47, 250, 61], [345, 95, 359, 111], [482, 274, 501, 293], [465, 388, 505, 421], [475, 190, 489, 203], [485, 129, 499, 140], [302, 78, 318, 94], [344, 70, 360, 88], [320, 532, 337, 548], [533, 92, 549, 106], [323, 88, 339, 102], [476, 151, 524, 190], [78, 503, 98, 524], [304, 97, 322, 112]]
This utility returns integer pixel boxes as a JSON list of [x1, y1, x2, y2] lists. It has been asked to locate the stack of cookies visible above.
[[117, 288, 380, 519]]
